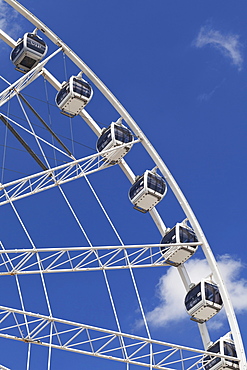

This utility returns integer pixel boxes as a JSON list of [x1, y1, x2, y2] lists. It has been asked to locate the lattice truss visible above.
[[0, 48, 62, 108], [0, 242, 202, 275], [0, 140, 139, 206], [1, 18, 242, 370], [0, 43, 139, 206], [0, 305, 237, 370]]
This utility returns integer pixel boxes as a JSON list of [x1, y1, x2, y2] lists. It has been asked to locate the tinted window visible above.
[[73, 78, 91, 98], [56, 84, 69, 106], [205, 283, 223, 305], [21, 56, 36, 69], [114, 125, 133, 143], [203, 342, 221, 370], [97, 128, 112, 152], [208, 343, 220, 354], [224, 342, 237, 358], [11, 41, 24, 61], [129, 176, 144, 200], [147, 173, 166, 195], [179, 227, 198, 244], [185, 283, 202, 310], [160, 227, 176, 253]]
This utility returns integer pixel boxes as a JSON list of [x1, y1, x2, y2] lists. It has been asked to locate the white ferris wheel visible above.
[[0, 1, 246, 369]]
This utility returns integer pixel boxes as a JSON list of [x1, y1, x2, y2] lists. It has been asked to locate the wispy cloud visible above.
[[0, 0, 9, 30], [193, 26, 243, 71], [197, 84, 220, 102], [197, 78, 226, 102], [144, 255, 247, 328], [0, 0, 20, 37]]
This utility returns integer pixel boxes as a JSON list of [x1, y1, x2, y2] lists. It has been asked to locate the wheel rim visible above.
[[0, 1, 246, 370]]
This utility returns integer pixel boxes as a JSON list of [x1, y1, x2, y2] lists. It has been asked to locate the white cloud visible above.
[[218, 255, 247, 313], [0, 0, 21, 38], [145, 255, 247, 328], [193, 26, 243, 71], [0, 0, 8, 30]]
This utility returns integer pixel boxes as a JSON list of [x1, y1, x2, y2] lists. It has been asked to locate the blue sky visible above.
[[0, 0, 247, 369]]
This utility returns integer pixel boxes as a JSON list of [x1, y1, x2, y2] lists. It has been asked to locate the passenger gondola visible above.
[[10, 32, 48, 72], [184, 279, 223, 322], [129, 170, 167, 213], [55, 75, 93, 117], [203, 335, 238, 370], [160, 222, 198, 266], [96, 120, 134, 163]]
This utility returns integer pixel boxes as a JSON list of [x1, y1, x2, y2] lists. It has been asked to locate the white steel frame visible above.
[[0, 242, 201, 275], [0, 305, 239, 370], [0, 1, 246, 370]]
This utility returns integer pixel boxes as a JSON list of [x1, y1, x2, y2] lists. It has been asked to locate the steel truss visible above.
[[0, 1, 246, 369], [0, 48, 62, 108], [0, 305, 238, 370], [0, 243, 201, 275], [0, 139, 139, 206]]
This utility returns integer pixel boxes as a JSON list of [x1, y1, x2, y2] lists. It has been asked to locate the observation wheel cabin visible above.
[[96, 120, 134, 164], [203, 335, 239, 370], [10, 31, 48, 72], [129, 170, 167, 213], [0, 5, 244, 370], [160, 222, 199, 266], [184, 279, 223, 323], [55, 75, 93, 117]]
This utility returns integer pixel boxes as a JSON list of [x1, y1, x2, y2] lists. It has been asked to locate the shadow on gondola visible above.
[[185, 277, 223, 323], [55, 73, 93, 117], [160, 220, 199, 266], [96, 118, 134, 164], [129, 168, 167, 213], [203, 334, 239, 370]]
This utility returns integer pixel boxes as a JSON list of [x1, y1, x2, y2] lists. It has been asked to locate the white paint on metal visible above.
[[1, 1, 246, 369]]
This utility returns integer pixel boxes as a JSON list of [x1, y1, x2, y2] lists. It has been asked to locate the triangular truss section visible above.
[[0, 140, 139, 206], [0, 243, 201, 275], [0, 305, 238, 370], [0, 48, 62, 108]]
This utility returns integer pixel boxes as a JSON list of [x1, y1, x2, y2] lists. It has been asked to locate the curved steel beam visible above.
[[2, 1, 246, 368]]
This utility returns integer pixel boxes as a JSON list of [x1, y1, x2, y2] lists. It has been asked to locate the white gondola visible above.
[[203, 334, 239, 370], [160, 222, 198, 266], [55, 75, 93, 117], [96, 120, 134, 163], [184, 278, 223, 322], [129, 170, 167, 213], [10, 32, 48, 72]]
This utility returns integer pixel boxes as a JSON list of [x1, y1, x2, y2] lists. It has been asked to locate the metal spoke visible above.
[[0, 1, 245, 370]]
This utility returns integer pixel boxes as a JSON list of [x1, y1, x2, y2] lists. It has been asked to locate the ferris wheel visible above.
[[0, 1, 246, 369]]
